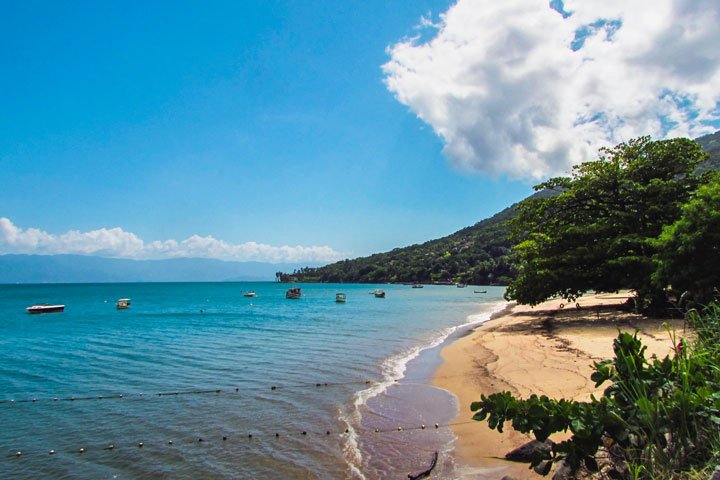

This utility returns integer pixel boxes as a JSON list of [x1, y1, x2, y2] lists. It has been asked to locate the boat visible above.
[[412, 283, 424, 288], [285, 287, 302, 299], [26, 304, 65, 314], [374, 289, 386, 298], [456, 283, 467, 288], [116, 298, 131, 309], [335, 293, 347, 303], [244, 291, 256, 297], [474, 290, 487, 294]]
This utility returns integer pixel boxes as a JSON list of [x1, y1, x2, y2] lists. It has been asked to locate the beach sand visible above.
[[433, 292, 688, 479]]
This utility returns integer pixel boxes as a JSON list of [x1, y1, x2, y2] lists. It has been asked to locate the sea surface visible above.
[[0, 282, 506, 479]]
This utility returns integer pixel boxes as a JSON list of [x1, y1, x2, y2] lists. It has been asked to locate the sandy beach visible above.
[[433, 292, 688, 479]]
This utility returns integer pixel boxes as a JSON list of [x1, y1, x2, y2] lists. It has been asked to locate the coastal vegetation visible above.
[[278, 132, 719, 288], [505, 136, 711, 310], [473, 135, 720, 479]]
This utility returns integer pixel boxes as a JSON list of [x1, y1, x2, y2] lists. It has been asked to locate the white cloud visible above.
[[383, 0, 720, 181], [0, 217, 343, 263]]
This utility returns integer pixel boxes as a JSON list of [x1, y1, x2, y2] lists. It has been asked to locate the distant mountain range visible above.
[[0, 255, 315, 284], [280, 131, 720, 285]]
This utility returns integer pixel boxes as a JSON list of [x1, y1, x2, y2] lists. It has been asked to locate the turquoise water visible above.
[[0, 282, 506, 479]]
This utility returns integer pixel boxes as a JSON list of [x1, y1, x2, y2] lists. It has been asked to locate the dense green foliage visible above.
[[472, 305, 720, 478], [652, 173, 720, 306], [506, 137, 708, 307], [276, 197, 538, 285]]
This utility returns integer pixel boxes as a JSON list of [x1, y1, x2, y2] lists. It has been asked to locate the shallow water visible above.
[[0, 282, 505, 479]]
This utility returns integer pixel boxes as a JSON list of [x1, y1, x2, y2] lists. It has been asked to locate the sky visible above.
[[1, 0, 719, 264]]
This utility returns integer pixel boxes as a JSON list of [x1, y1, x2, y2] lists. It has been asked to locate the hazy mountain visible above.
[[0, 255, 317, 284]]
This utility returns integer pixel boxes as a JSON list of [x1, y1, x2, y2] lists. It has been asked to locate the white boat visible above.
[[116, 298, 131, 310], [412, 283, 424, 288], [26, 304, 65, 314], [286, 287, 302, 299], [244, 291, 256, 297], [374, 289, 386, 298], [335, 293, 347, 303]]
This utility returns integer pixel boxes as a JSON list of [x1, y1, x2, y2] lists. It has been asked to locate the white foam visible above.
[[339, 300, 509, 476]]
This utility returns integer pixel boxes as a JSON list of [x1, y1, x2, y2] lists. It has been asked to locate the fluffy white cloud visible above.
[[383, 0, 720, 180], [0, 217, 343, 263]]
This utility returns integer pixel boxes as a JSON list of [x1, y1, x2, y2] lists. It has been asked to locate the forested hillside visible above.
[[279, 132, 720, 285], [276, 193, 546, 285]]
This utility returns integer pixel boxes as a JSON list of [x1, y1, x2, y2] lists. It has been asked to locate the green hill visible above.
[[696, 130, 720, 172], [279, 132, 720, 285]]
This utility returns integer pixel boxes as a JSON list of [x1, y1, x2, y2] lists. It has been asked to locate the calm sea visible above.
[[0, 282, 506, 479]]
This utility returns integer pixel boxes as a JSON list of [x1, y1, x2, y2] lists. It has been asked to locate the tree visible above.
[[652, 173, 720, 306], [506, 136, 707, 307]]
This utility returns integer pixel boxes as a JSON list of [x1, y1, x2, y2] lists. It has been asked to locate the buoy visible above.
[[198, 438, 203, 442], [222, 436, 227, 441], [49, 450, 55, 455], [326, 431, 331, 435], [271, 386, 277, 390], [79, 448, 85, 453], [53, 397, 58, 401], [32, 398, 36, 402], [397, 426, 403, 431], [421, 424, 426, 429], [106, 444, 114, 450], [248, 434, 253, 439], [235, 388, 239, 392], [70, 397, 75, 401], [374, 428, 379, 433], [168, 440, 173, 445], [302, 431, 307, 435], [275, 433, 280, 438], [316, 383, 321, 387], [98, 396, 103, 400], [15, 451, 21, 457], [435, 423, 439, 429], [138, 442, 144, 448]]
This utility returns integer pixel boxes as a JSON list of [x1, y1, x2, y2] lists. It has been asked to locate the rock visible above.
[[505, 439, 554, 462]]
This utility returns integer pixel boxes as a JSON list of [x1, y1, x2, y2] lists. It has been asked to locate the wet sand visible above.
[[433, 293, 687, 479]]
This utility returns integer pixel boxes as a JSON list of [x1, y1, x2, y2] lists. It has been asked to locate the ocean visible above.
[[0, 282, 506, 479]]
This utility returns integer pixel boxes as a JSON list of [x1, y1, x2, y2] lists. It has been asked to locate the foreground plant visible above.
[[471, 308, 720, 479]]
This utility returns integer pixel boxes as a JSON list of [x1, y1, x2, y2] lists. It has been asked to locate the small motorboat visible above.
[[412, 283, 424, 288], [26, 304, 65, 314], [116, 298, 131, 310], [474, 290, 487, 294], [244, 291, 257, 298], [286, 287, 302, 299], [335, 293, 347, 303], [456, 283, 467, 288], [374, 289, 386, 298]]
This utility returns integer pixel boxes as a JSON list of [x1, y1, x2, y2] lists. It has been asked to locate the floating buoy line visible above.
[[0, 371, 479, 406], [5, 420, 477, 460]]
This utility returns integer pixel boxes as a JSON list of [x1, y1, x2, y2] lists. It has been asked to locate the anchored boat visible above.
[[116, 298, 131, 310], [285, 287, 302, 299], [26, 304, 65, 314], [335, 292, 347, 303]]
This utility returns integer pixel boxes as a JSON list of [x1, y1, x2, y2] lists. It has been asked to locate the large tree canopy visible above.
[[652, 173, 720, 306], [505, 136, 708, 306]]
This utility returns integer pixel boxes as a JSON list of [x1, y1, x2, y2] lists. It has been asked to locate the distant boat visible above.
[[374, 289, 386, 298], [335, 292, 347, 303], [474, 290, 487, 294], [116, 298, 131, 310], [286, 287, 302, 299], [244, 292, 256, 298], [456, 283, 467, 288], [26, 304, 65, 314], [412, 283, 424, 288]]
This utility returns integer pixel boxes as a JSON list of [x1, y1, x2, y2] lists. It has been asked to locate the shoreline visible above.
[[433, 292, 686, 479]]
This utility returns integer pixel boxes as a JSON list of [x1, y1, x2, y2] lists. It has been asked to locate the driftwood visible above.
[[408, 451, 438, 480]]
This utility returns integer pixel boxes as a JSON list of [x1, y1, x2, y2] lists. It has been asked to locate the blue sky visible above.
[[1, 1, 718, 263]]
